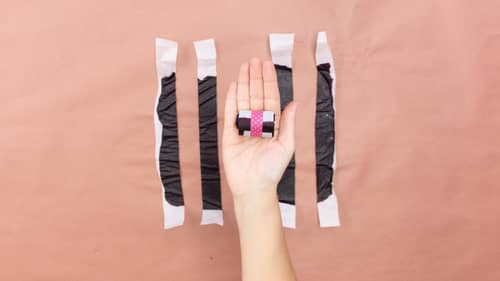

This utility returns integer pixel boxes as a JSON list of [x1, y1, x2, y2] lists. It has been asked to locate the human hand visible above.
[[222, 58, 298, 199]]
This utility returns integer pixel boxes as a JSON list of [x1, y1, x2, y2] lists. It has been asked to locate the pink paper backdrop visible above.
[[2, 0, 500, 280]]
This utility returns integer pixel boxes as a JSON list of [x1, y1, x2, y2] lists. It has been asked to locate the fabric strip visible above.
[[315, 31, 340, 227], [194, 39, 223, 226], [269, 33, 296, 228], [154, 38, 184, 229]]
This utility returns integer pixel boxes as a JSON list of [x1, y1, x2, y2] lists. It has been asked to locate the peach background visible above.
[[2, 0, 500, 280]]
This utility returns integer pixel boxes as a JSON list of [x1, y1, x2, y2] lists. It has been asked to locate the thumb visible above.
[[277, 101, 298, 154]]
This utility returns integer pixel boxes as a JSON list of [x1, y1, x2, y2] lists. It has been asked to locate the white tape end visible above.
[[156, 37, 177, 47], [279, 202, 296, 228], [194, 38, 217, 80], [315, 31, 333, 66], [163, 199, 185, 229], [269, 33, 295, 42], [201, 209, 224, 226], [194, 38, 216, 59], [269, 33, 295, 68], [318, 193, 340, 227], [156, 37, 178, 77], [317, 31, 328, 44]]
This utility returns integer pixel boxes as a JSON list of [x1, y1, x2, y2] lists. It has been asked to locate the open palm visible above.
[[222, 58, 297, 197]]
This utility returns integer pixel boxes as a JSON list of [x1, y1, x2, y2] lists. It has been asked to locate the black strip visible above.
[[262, 121, 274, 134], [198, 76, 222, 210], [237, 116, 251, 135], [275, 64, 295, 205], [315, 63, 335, 202], [157, 73, 184, 206]]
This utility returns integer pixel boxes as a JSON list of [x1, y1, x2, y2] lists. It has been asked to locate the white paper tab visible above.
[[269, 33, 295, 68], [279, 202, 296, 229], [201, 210, 224, 226], [155, 38, 178, 78], [194, 38, 217, 80]]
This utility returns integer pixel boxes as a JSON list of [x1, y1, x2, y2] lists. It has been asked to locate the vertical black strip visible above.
[[315, 63, 335, 202], [157, 73, 184, 206], [275, 64, 295, 205], [198, 76, 222, 210]]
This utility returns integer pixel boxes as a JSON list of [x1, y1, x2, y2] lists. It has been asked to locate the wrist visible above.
[[232, 187, 276, 203], [233, 187, 279, 221]]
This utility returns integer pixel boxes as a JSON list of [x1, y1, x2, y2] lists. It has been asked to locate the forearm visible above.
[[233, 188, 296, 281]]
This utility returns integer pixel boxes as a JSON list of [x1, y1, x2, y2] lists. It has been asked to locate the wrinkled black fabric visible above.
[[198, 76, 222, 210], [157, 73, 184, 206], [275, 64, 295, 205], [315, 63, 335, 202]]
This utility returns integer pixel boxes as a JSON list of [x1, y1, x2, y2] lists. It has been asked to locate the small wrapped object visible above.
[[237, 110, 275, 138]]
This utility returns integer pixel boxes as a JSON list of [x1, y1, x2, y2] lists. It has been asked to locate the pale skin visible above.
[[222, 58, 298, 281]]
